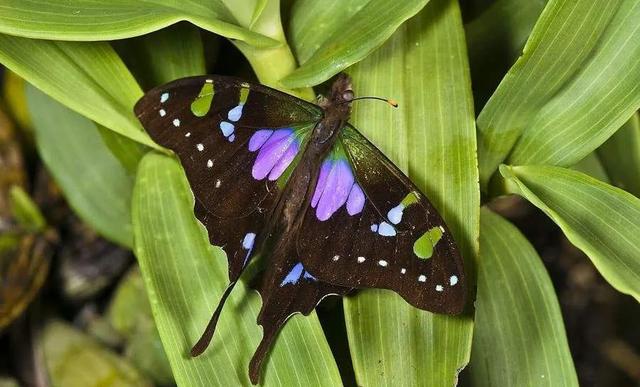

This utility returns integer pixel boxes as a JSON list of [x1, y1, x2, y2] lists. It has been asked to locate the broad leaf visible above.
[[469, 208, 578, 386], [597, 112, 640, 197], [477, 0, 640, 189], [0, 36, 159, 149], [283, 0, 429, 88], [27, 85, 134, 247], [340, 0, 479, 385], [509, 1, 640, 167], [115, 22, 207, 90], [501, 164, 640, 302], [132, 153, 342, 386], [464, 0, 546, 109], [0, 0, 277, 47]]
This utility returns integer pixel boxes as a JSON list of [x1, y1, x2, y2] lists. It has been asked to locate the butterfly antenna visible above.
[[190, 281, 237, 357], [350, 96, 398, 108]]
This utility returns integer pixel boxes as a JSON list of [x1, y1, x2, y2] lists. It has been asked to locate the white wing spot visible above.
[[435, 284, 444, 292], [401, 268, 406, 274], [196, 143, 204, 151], [160, 92, 169, 103], [418, 275, 426, 283], [370, 224, 378, 232], [332, 255, 340, 261], [207, 159, 213, 168], [449, 275, 458, 286], [215, 179, 221, 188], [173, 118, 180, 127], [357, 256, 366, 263], [159, 109, 166, 117], [439, 226, 445, 233], [185, 132, 191, 137], [205, 79, 213, 84], [378, 260, 388, 267]]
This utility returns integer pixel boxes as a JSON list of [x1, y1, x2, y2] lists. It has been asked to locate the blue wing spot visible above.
[[280, 262, 317, 286], [220, 121, 234, 137]]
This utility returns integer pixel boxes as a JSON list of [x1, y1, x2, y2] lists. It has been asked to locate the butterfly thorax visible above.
[[269, 76, 354, 237]]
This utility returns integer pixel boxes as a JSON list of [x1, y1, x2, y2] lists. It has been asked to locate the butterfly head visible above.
[[315, 73, 355, 119]]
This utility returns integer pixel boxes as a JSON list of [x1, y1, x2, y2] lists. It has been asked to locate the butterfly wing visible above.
[[297, 124, 466, 314], [135, 75, 322, 281]]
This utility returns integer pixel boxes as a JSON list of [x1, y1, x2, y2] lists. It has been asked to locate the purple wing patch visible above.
[[249, 129, 300, 181], [312, 158, 364, 221]]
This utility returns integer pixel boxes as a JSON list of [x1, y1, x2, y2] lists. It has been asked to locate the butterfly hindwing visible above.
[[134, 76, 322, 281], [297, 124, 466, 314]]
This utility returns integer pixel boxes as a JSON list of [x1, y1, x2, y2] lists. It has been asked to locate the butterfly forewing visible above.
[[134, 76, 322, 281], [297, 124, 466, 314]]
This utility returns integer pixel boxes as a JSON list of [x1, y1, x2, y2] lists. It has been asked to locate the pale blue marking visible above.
[[220, 121, 234, 137], [280, 263, 304, 286], [370, 224, 378, 232], [378, 222, 396, 237], [160, 92, 169, 103], [228, 134, 235, 142], [387, 204, 405, 225], [303, 271, 317, 281], [227, 105, 243, 122], [242, 233, 256, 250]]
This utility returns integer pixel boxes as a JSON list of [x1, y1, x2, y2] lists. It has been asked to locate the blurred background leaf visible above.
[[27, 85, 134, 247], [597, 112, 640, 197], [132, 153, 343, 386], [41, 320, 152, 387], [470, 208, 577, 386], [0, 37, 157, 149], [501, 164, 640, 302]]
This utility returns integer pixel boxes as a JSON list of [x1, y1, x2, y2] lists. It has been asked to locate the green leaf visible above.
[[0, 0, 278, 47], [9, 185, 46, 232], [0, 36, 160, 149], [132, 153, 342, 386], [597, 112, 640, 196], [509, 1, 640, 168], [469, 208, 578, 386], [115, 22, 207, 90], [477, 0, 640, 189], [570, 152, 610, 183], [282, 0, 429, 88], [42, 320, 152, 387], [500, 164, 640, 302], [464, 0, 546, 108], [341, 0, 479, 384], [27, 85, 134, 247], [232, 0, 313, 99]]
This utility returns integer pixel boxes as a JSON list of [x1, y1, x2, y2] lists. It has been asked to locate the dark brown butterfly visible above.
[[134, 74, 466, 384]]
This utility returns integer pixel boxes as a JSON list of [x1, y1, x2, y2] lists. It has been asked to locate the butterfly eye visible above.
[[342, 90, 354, 101]]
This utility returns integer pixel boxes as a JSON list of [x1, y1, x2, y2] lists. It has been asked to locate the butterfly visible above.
[[134, 74, 466, 384]]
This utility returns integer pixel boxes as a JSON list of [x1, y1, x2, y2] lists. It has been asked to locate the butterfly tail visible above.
[[190, 281, 237, 357]]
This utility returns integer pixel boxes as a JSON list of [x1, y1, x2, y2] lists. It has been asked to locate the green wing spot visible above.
[[413, 227, 443, 259], [190, 81, 215, 117], [239, 85, 250, 104], [401, 191, 420, 207]]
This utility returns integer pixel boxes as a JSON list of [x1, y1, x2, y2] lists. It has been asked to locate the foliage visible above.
[[1, 0, 639, 385]]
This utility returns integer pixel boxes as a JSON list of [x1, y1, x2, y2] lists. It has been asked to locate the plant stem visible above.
[[233, 0, 315, 101]]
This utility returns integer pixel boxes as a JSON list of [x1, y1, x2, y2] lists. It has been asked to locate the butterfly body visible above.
[[134, 74, 466, 384]]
